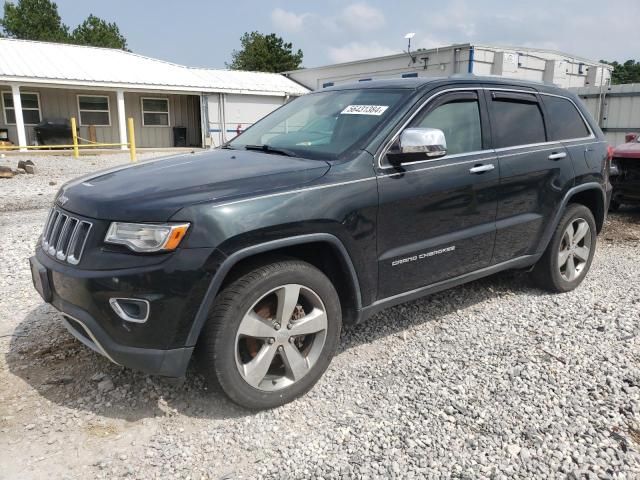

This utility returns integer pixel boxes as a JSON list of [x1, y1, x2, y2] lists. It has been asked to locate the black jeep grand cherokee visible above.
[[30, 77, 611, 409]]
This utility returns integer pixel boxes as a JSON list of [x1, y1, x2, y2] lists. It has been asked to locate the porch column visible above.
[[116, 89, 128, 150], [11, 85, 27, 152]]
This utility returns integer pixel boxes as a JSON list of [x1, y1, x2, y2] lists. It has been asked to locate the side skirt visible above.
[[357, 254, 539, 323]]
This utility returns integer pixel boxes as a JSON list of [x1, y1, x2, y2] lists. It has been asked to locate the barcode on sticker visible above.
[[341, 105, 389, 115]]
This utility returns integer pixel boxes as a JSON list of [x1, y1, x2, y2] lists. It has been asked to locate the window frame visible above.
[[77, 94, 111, 127], [2, 91, 42, 126], [378, 87, 492, 169], [141, 97, 170, 127], [485, 89, 548, 149], [539, 93, 593, 142], [408, 90, 486, 157]]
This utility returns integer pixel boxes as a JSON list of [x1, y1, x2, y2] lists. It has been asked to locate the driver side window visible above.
[[412, 97, 482, 155]]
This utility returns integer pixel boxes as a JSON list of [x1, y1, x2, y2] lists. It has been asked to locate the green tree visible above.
[[72, 14, 128, 50], [600, 60, 640, 85], [228, 32, 303, 72], [1, 0, 129, 50], [1, 0, 69, 42]]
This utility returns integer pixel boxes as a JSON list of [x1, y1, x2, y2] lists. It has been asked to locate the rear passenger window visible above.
[[414, 100, 482, 155], [491, 96, 546, 148], [543, 95, 590, 140]]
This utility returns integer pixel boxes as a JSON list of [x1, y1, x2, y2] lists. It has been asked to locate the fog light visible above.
[[109, 298, 150, 323]]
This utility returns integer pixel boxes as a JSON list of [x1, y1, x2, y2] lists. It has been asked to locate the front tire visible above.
[[532, 204, 597, 293], [198, 259, 342, 409]]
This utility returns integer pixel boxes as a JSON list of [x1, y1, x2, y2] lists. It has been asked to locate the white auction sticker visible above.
[[341, 105, 389, 115]]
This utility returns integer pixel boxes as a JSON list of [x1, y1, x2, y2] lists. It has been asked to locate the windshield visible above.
[[227, 89, 408, 160]]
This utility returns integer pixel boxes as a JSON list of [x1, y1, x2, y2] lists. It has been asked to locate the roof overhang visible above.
[[0, 76, 298, 97]]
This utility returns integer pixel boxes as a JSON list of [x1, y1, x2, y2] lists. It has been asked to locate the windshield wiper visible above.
[[244, 144, 297, 157]]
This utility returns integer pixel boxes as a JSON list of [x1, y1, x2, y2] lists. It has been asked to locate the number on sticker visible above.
[[341, 105, 389, 116]]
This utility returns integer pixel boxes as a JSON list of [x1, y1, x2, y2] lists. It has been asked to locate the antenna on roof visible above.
[[404, 32, 416, 65]]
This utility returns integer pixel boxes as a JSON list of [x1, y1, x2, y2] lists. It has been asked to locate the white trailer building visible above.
[[0, 39, 308, 151], [284, 43, 612, 91]]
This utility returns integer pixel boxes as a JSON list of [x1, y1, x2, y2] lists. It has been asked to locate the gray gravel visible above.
[[1, 153, 639, 479]]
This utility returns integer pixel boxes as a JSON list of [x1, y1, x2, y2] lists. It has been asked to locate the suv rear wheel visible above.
[[198, 259, 342, 409], [532, 203, 597, 293]]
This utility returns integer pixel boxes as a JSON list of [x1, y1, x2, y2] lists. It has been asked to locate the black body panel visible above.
[[30, 76, 610, 377]]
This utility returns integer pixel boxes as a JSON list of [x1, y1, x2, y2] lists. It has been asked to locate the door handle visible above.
[[548, 152, 567, 160], [469, 164, 495, 174]]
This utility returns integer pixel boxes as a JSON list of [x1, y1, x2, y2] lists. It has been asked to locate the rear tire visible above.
[[531, 204, 597, 293], [198, 259, 341, 410]]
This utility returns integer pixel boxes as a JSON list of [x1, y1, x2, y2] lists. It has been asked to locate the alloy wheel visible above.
[[234, 284, 328, 391], [558, 218, 591, 282]]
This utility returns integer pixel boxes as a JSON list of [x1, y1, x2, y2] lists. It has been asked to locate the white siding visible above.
[[206, 93, 285, 147], [0, 87, 119, 145], [0, 86, 201, 148], [124, 92, 201, 148], [286, 44, 611, 91]]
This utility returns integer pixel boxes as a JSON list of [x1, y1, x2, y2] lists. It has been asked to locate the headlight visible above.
[[105, 222, 190, 253]]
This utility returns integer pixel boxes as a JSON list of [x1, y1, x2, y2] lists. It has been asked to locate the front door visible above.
[[376, 88, 499, 299]]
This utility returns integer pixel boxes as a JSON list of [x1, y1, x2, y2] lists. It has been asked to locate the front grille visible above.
[[41, 207, 93, 265]]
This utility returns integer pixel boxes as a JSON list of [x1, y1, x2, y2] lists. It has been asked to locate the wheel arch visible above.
[[537, 182, 606, 254], [186, 233, 362, 346], [567, 187, 606, 233]]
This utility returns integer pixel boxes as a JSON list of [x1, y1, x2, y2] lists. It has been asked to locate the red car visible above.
[[610, 133, 640, 210]]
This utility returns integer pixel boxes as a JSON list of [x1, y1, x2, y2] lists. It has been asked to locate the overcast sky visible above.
[[3, 0, 639, 68]]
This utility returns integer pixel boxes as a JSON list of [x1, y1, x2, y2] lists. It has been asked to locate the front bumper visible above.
[[30, 245, 220, 377]]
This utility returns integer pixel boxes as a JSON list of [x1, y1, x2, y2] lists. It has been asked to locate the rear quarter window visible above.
[[542, 95, 591, 141]]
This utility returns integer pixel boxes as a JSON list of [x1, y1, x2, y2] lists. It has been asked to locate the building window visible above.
[[2, 91, 41, 125], [402, 72, 418, 78], [322, 82, 334, 88], [77, 95, 110, 126], [141, 98, 170, 126]]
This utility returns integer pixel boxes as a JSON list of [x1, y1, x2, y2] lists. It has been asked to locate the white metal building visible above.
[[0, 38, 308, 151], [284, 43, 612, 91]]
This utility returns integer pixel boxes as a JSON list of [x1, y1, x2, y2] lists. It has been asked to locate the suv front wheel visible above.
[[198, 259, 342, 409], [532, 203, 597, 293]]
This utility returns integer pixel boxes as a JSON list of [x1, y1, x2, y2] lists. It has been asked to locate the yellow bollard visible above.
[[127, 117, 137, 162], [70, 117, 79, 158]]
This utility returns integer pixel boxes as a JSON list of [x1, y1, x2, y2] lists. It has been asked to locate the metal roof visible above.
[[0, 38, 308, 96]]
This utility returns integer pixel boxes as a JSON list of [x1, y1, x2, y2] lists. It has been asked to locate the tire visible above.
[[198, 259, 342, 409], [532, 203, 597, 293]]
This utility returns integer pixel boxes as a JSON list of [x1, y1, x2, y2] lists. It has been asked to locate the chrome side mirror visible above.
[[388, 128, 447, 164]]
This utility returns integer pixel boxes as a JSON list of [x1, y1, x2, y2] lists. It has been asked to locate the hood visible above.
[[613, 141, 640, 159], [58, 149, 330, 221]]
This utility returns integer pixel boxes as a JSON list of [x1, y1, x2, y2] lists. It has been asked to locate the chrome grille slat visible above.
[[47, 214, 65, 255], [56, 217, 78, 260], [40, 207, 93, 265], [42, 210, 59, 250], [41, 209, 55, 246], [67, 222, 92, 265]]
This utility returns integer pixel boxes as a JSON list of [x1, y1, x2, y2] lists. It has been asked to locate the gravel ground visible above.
[[1, 153, 639, 479]]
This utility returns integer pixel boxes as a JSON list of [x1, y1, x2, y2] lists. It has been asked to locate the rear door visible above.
[[539, 93, 601, 179], [376, 88, 499, 299], [487, 89, 574, 264]]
